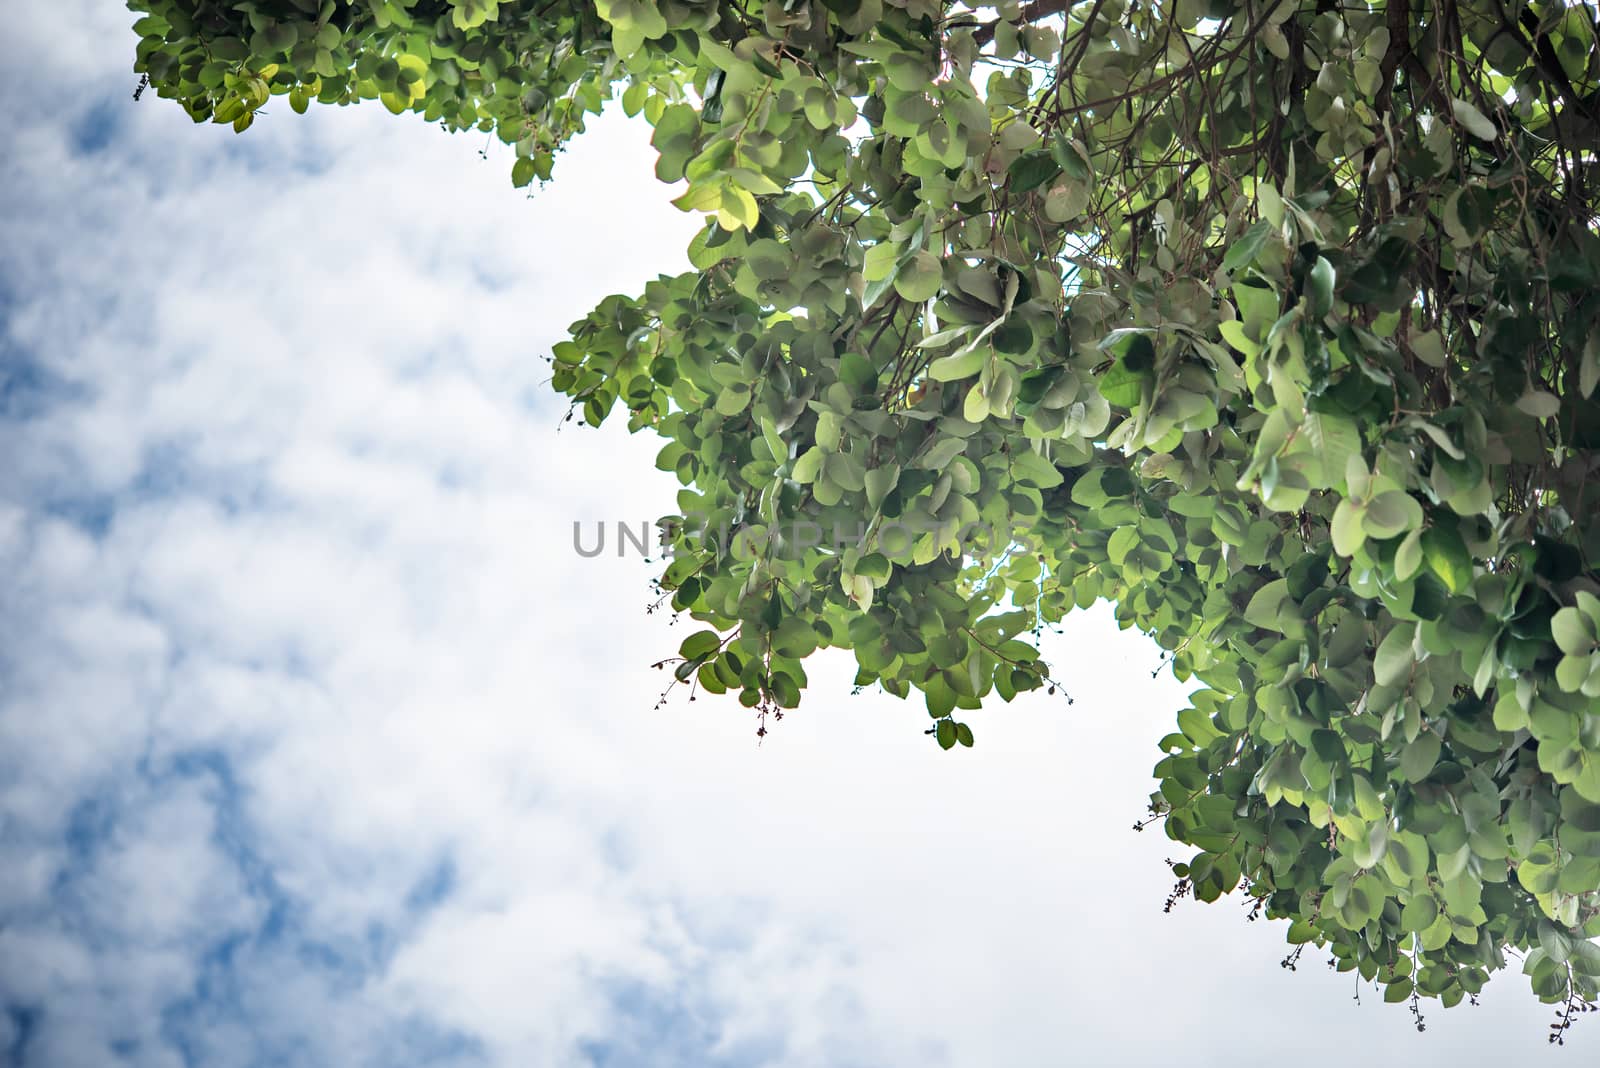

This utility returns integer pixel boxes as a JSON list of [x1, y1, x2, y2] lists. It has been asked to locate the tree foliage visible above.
[[129, 0, 1600, 1023]]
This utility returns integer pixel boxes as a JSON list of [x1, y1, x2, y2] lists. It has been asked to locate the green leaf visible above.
[[679, 629, 722, 660], [1007, 148, 1060, 193], [1580, 590, 1600, 627], [1012, 449, 1065, 488], [864, 463, 900, 509], [840, 351, 877, 393], [1384, 978, 1414, 1003], [791, 446, 824, 484], [1300, 412, 1360, 486], [1048, 130, 1088, 178], [1399, 731, 1441, 783], [963, 382, 990, 422], [857, 558, 896, 589], [1043, 181, 1088, 223], [1221, 220, 1271, 273], [1582, 332, 1600, 398], [1552, 607, 1595, 655], [1516, 389, 1560, 419], [773, 617, 819, 658], [1097, 339, 1153, 409], [1363, 491, 1419, 540], [1331, 498, 1366, 557], [1374, 623, 1416, 687], [1243, 579, 1290, 631], [759, 417, 788, 464], [1306, 256, 1335, 318], [1401, 894, 1438, 933], [1218, 319, 1259, 358], [917, 324, 977, 350], [714, 383, 751, 415], [1450, 97, 1497, 140], [1575, 758, 1600, 804], [1410, 330, 1447, 368], [1539, 922, 1573, 965], [863, 240, 901, 282], [1493, 691, 1530, 732], [769, 670, 801, 709], [894, 251, 943, 302], [1421, 524, 1472, 594], [1556, 653, 1592, 692], [927, 347, 987, 382], [1394, 528, 1424, 581]]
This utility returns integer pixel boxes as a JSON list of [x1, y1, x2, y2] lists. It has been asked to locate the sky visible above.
[[0, 4, 1580, 1066]]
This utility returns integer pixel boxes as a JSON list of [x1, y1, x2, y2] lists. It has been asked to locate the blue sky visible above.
[[0, 5, 1577, 1066]]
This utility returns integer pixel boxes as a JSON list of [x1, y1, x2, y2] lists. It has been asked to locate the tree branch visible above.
[[972, 0, 1075, 47]]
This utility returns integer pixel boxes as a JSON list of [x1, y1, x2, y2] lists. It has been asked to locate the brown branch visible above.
[[972, 0, 1076, 46], [1374, 0, 1410, 116], [1516, 5, 1600, 126]]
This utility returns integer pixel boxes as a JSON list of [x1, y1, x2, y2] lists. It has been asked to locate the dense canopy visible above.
[[129, 0, 1600, 1028]]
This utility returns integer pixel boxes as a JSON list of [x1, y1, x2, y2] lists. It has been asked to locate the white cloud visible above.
[[0, 4, 1569, 1065]]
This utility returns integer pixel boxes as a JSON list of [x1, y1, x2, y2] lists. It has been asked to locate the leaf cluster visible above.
[[130, 0, 1600, 1017]]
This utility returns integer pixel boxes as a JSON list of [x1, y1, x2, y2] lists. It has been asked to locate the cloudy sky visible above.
[[0, 5, 1576, 1065]]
